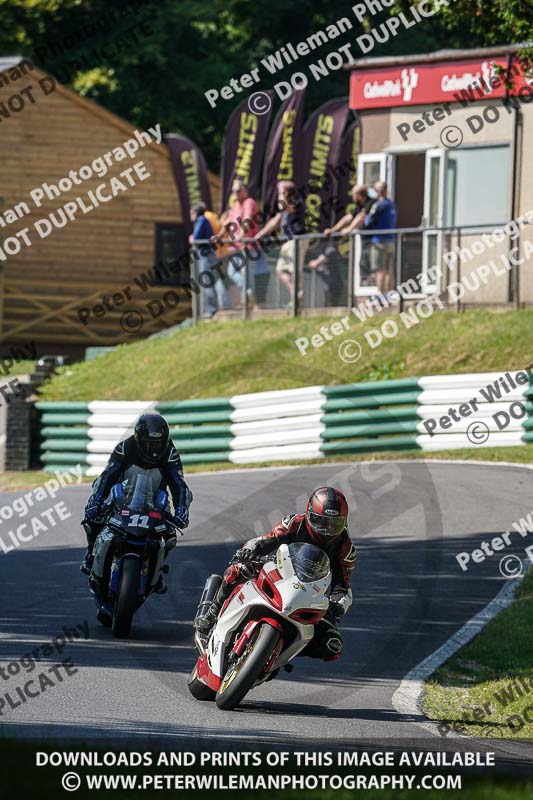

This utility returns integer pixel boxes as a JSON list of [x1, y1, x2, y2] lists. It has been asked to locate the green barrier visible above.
[[322, 391, 421, 411], [323, 378, 420, 397], [40, 413, 91, 425], [164, 410, 233, 425], [157, 399, 231, 411], [169, 424, 231, 438], [321, 436, 419, 454], [41, 439, 90, 451], [41, 452, 88, 465], [321, 421, 418, 439], [322, 407, 418, 426], [170, 437, 232, 452], [41, 427, 90, 438]]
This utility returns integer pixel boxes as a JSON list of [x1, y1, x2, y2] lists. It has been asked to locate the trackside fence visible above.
[[35, 370, 533, 473]]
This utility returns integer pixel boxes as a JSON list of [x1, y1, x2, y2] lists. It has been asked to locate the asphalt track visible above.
[[1, 460, 533, 766]]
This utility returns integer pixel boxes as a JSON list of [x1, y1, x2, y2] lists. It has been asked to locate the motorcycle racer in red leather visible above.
[[196, 487, 356, 660]]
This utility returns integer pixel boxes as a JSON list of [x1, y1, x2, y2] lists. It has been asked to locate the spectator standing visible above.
[[308, 185, 374, 303], [364, 181, 397, 298], [204, 208, 231, 261], [189, 202, 230, 318], [306, 240, 344, 307], [255, 180, 308, 306], [222, 180, 270, 309]]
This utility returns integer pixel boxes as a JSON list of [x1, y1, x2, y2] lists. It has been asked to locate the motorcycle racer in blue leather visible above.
[[81, 413, 192, 590]]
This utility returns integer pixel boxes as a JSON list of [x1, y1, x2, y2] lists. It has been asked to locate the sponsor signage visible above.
[[350, 56, 531, 110]]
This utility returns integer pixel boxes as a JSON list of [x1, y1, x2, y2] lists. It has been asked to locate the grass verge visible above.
[[423, 569, 533, 738], [39, 310, 533, 401]]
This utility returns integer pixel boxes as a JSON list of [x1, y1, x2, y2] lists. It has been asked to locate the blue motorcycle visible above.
[[86, 467, 180, 638]]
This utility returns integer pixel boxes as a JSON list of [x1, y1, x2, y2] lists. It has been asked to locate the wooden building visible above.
[[0, 57, 220, 351]]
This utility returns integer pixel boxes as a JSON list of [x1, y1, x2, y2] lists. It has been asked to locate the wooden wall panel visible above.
[[0, 65, 221, 346]]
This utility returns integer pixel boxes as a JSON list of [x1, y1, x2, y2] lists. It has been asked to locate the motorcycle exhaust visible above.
[[194, 574, 222, 627]]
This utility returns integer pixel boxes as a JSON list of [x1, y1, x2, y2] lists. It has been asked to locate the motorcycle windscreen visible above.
[[288, 542, 330, 582], [121, 466, 163, 511]]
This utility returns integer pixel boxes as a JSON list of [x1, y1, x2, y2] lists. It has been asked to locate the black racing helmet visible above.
[[134, 413, 170, 464]]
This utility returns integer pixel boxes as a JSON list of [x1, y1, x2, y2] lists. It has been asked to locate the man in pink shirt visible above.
[[221, 180, 271, 308], [224, 180, 260, 244]]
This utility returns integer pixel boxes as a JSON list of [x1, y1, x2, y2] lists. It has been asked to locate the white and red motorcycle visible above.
[[188, 541, 331, 710]]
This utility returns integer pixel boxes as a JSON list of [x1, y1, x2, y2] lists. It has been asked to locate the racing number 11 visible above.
[[129, 514, 150, 528]]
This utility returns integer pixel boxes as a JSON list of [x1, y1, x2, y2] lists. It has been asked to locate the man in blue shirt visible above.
[[364, 181, 397, 298], [190, 203, 230, 318]]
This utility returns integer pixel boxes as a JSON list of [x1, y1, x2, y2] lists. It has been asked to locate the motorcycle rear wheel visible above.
[[112, 558, 140, 638], [216, 623, 281, 711]]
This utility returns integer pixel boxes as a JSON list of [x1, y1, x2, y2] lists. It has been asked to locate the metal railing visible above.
[[186, 219, 531, 321]]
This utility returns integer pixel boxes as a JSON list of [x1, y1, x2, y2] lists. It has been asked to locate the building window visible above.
[[155, 223, 189, 285], [444, 145, 509, 228]]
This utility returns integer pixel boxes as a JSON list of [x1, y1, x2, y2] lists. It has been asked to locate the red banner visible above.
[[350, 55, 531, 110], [220, 93, 273, 212], [300, 97, 349, 232], [262, 89, 306, 217], [165, 134, 212, 237]]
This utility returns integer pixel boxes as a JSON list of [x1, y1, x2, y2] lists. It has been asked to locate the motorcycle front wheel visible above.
[[112, 557, 141, 638], [215, 623, 281, 711], [187, 662, 216, 701]]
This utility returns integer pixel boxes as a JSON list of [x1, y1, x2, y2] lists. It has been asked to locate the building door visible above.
[[422, 149, 445, 293], [393, 152, 425, 297]]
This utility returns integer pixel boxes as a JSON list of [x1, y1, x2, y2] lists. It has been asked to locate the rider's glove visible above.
[[328, 599, 344, 622], [235, 545, 257, 563], [84, 492, 104, 522], [173, 506, 189, 529]]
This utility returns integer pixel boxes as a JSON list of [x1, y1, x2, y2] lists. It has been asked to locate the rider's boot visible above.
[[195, 598, 221, 635], [195, 581, 231, 635], [154, 575, 168, 594], [154, 564, 170, 594], [80, 521, 98, 574], [80, 545, 94, 575]]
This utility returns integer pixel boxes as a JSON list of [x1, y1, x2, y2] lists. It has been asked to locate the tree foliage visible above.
[[0, 0, 530, 170]]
